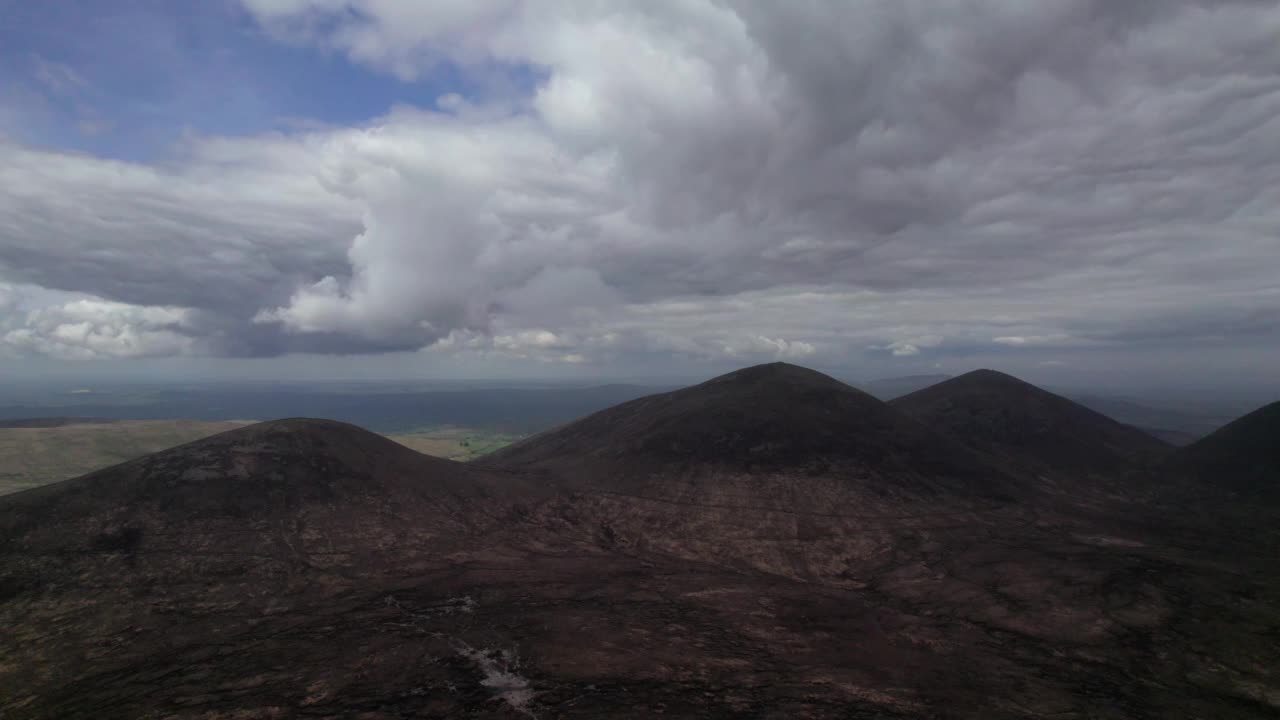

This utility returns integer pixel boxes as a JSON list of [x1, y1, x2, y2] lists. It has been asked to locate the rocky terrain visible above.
[[1, 364, 1277, 718]]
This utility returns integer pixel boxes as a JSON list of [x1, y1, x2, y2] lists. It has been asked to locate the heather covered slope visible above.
[[0, 419, 546, 717], [891, 369, 1172, 492], [479, 364, 1023, 583], [3, 377, 1279, 719], [478, 365, 1280, 718], [0, 418, 545, 595]]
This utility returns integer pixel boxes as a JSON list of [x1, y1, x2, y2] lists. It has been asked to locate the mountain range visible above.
[[1, 363, 1276, 719]]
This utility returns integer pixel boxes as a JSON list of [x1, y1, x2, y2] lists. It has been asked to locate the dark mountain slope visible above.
[[0, 418, 539, 615], [481, 364, 1038, 609], [4, 379, 1279, 719], [1173, 401, 1280, 499], [891, 369, 1172, 491], [0, 417, 550, 602], [486, 366, 1277, 717], [484, 362, 1013, 502], [0, 419, 551, 717]]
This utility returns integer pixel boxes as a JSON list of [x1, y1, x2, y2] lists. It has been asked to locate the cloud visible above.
[[493, 330, 570, 352], [993, 335, 1070, 347], [31, 56, 88, 96], [0, 136, 361, 354], [724, 335, 817, 360], [234, 0, 1280, 370], [871, 335, 944, 357], [1, 1, 1279, 381], [0, 284, 18, 316], [242, 0, 521, 81], [1, 293, 197, 360]]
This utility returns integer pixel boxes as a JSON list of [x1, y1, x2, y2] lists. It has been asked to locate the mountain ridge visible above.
[[484, 362, 1016, 501]]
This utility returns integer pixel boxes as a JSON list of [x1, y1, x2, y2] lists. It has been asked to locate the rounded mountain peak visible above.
[[702, 362, 853, 389], [482, 363, 1008, 499], [891, 369, 1170, 483], [0, 417, 477, 524], [948, 369, 1037, 391]]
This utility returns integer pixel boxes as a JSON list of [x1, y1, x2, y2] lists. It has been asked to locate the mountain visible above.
[[0, 419, 552, 718], [3, 369, 1278, 719], [1, 418, 533, 582], [480, 363, 1020, 583], [891, 369, 1172, 492], [1173, 401, 1280, 499], [484, 362, 1012, 501]]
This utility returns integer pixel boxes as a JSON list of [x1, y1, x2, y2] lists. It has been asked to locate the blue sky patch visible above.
[[0, 0, 538, 161]]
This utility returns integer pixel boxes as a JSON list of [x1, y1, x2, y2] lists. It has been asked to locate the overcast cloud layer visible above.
[[2, 1, 1279, 382]]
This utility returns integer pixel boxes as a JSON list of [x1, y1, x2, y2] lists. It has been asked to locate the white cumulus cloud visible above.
[[1, 295, 197, 360]]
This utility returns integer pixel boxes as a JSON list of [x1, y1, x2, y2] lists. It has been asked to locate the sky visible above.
[[1, 0, 1279, 388]]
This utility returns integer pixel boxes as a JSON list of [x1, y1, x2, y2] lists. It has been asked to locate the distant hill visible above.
[[0, 417, 114, 428], [891, 369, 1172, 493], [0, 383, 668, 433], [850, 375, 1215, 447], [1173, 401, 1280, 499], [857, 374, 953, 400], [1136, 426, 1201, 447], [1067, 394, 1227, 439]]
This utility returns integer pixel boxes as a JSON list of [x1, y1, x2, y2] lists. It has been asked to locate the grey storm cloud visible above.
[[1, 0, 1279, 373]]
